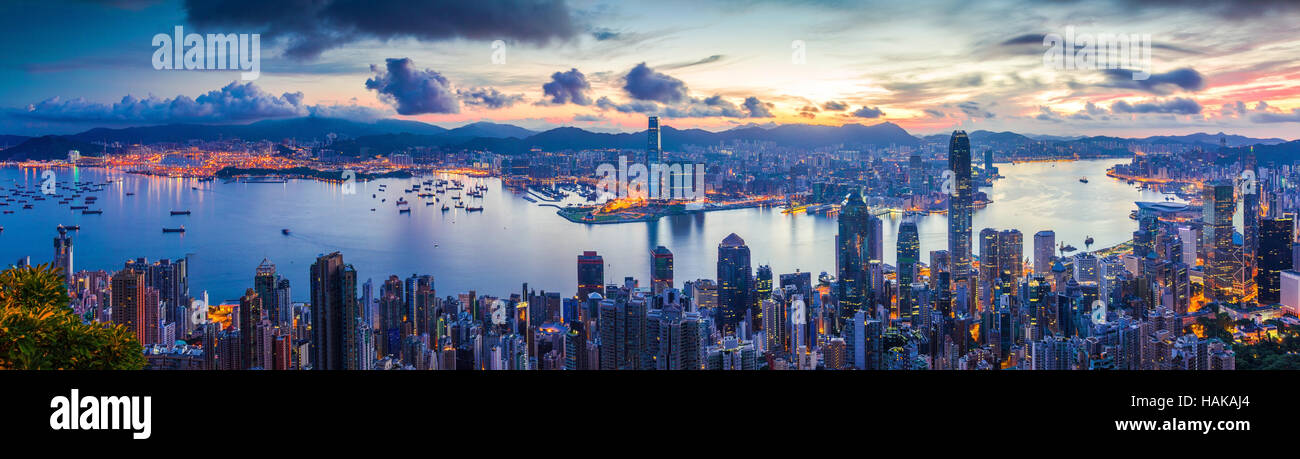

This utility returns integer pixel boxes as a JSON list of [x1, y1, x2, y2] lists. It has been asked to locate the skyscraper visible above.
[[978, 228, 1000, 311], [998, 229, 1024, 286], [717, 233, 752, 335], [53, 225, 73, 286], [897, 220, 920, 317], [1257, 216, 1294, 304], [309, 252, 360, 370], [577, 251, 604, 299], [1203, 181, 1235, 300], [110, 269, 146, 345], [837, 189, 870, 327], [948, 131, 973, 286], [651, 246, 673, 294], [1033, 230, 1055, 275], [647, 116, 661, 164]]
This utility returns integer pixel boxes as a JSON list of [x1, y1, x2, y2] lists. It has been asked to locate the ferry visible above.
[[162, 226, 185, 233], [399, 208, 411, 214], [170, 210, 191, 215], [466, 206, 483, 212], [82, 209, 102, 214], [396, 198, 408, 206]]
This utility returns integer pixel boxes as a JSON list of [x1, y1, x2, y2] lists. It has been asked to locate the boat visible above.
[[1085, 236, 1094, 246], [399, 207, 411, 213], [282, 229, 291, 235], [396, 198, 408, 206], [455, 202, 464, 208], [162, 226, 185, 233], [1079, 177, 1088, 183], [171, 210, 191, 215], [466, 206, 483, 212], [441, 205, 450, 211], [82, 209, 102, 214]]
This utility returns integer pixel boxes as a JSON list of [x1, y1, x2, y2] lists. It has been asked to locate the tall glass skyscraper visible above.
[[896, 220, 920, 317], [309, 252, 360, 370], [717, 233, 752, 335], [948, 131, 973, 286], [1033, 230, 1055, 275], [651, 246, 674, 294], [647, 116, 661, 163], [1257, 216, 1294, 304], [837, 189, 870, 328], [577, 251, 604, 300]]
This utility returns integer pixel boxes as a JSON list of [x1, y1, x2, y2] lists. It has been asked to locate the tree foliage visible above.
[[0, 263, 145, 370]]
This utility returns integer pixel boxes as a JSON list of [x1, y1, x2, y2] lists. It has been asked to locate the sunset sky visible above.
[[3, 0, 1299, 138]]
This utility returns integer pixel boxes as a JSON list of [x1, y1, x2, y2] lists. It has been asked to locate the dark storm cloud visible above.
[[1044, 0, 1300, 20], [622, 62, 690, 104], [542, 68, 593, 105], [851, 106, 884, 118], [365, 58, 461, 115], [1101, 68, 1205, 95], [459, 87, 524, 109], [957, 101, 994, 118], [183, 0, 579, 59], [1110, 97, 1201, 115], [17, 81, 308, 122]]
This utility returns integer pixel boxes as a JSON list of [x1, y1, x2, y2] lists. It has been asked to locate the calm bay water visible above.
[[0, 158, 1178, 302]]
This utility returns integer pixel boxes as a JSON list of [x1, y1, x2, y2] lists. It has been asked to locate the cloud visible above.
[[851, 106, 885, 118], [822, 101, 848, 111], [542, 68, 592, 105], [18, 81, 308, 123], [365, 58, 460, 115], [1251, 107, 1300, 123], [622, 62, 690, 104], [1110, 97, 1202, 115], [458, 87, 524, 109], [957, 101, 995, 118], [183, 0, 579, 59], [743, 97, 774, 118], [1101, 67, 1205, 94], [659, 55, 725, 70], [572, 114, 605, 122]]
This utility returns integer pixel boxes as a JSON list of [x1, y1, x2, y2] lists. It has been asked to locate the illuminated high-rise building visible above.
[[897, 220, 920, 317], [837, 189, 870, 328], [309, 252, 360, 370], [1257, 216, 1295, 304], [948, 131, 973, 286], [110, 269, 146, 344], [651, 246, 673, 294], [998, 229, 1024, 286], [978, 228, 1000, 311], [577, 251, 605, 300], [1203, 181, 1236, 300], [647, 116, 661, 163], [717, 233, 752, 335]]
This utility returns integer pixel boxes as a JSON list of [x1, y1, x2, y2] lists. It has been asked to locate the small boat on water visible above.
[[171, 210, 191, 215], [282, 229, 291, 235], [1079, 177, 1089, 183], [466, 206, 483, 212], [441, 205, 450, 212], [82, 209, 102, 214], [399, 208, 411, 213], [162, 226, 185, 233]]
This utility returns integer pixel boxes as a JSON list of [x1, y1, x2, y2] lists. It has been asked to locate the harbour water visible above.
[[0, 158, 1179, 302]]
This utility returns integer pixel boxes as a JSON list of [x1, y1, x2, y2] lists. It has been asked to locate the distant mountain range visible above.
[[0, 116, 1293, 161]]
